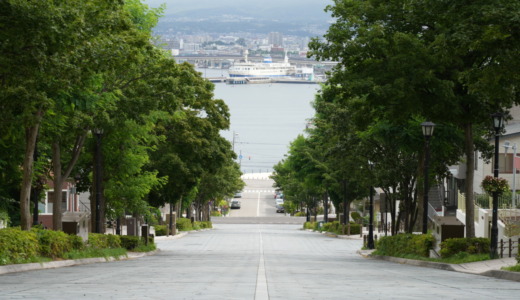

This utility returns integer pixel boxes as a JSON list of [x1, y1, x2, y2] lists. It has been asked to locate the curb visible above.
[[0, 229, 204, 275], [367, 254, 520, 282], [0, 250, 157, 276], [0, 234, 193, 276]]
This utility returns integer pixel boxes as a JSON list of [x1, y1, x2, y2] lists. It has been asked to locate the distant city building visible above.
[[268, 32, 284, 47], [183, 43, 200, 53]]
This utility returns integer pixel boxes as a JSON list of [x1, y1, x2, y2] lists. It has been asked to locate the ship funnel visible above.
[[244, 49, 248, 63]]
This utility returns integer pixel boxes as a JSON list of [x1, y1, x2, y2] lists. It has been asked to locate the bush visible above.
[[68, 234, 85, 251], [294, 211, 306, 217], [176, 218, 193, 231], [320, 221, 361, 235], [0, 227, 39, 265], [32, 228, 73, 259], [120, 235, 155, 251], [210, 211, 222, 217], [440, 237, 490, 258], [120, 236, 140, 250], [303, 222, 317, 230], [376, 233, 435, 257], [351, 211, 362, 223], [88, 233, 121, 249], [154, 225, 167, 236], [194, 221, 212, 229]]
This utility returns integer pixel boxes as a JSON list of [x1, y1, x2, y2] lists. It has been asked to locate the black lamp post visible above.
[[421, 121, 435, 234], [94, 128, 103, 234], [367, 161, 375, 249], [491, 112, 504, 259]]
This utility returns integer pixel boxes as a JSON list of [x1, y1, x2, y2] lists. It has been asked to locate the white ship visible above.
[[228, 50, 295, 78]]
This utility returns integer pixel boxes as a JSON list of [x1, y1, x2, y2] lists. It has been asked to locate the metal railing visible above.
[[79, 200, 91, 213], [428, 202, 441, 221], [475, 193, 519, 209]]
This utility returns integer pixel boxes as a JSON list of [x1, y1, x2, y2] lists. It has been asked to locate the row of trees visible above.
[[272, 0, 520, 236], [0, 0, 244, 231]]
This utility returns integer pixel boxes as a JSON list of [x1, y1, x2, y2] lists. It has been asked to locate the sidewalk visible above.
[[359, 249, 520, 282]]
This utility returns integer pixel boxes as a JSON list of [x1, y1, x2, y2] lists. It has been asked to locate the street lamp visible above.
[[421, 121, 435, 234], [491, 113, 504, 258], [367, 161, 375, 249], [93, 128, 103, 234]]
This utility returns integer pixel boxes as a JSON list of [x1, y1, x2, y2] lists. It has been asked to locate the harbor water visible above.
[[199, 68, 318, 173]]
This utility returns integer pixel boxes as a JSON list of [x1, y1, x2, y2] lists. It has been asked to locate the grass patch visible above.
[[502, 264, 520, 272], [131, 243, 157, 252], [63, 247, 127, 260]]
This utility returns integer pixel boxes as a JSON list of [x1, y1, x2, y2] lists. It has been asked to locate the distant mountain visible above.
[[145, 0, 333, 36]]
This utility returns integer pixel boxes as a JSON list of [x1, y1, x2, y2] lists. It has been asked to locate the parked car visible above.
[[276, 203, 285, 213], [234, 191, 242, 198], [275, 198, 284, 205], [230, 200, 241, 209]]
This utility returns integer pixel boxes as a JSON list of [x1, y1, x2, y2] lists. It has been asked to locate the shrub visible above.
[[176, 218, 193, 231], [440, 237, 490, 258], [0, 227, 39, 265], [210, 211, 222, 217], [120, 236, 140, 250], [294, 211, 306, 217], [321, 221, 361, 235], [154, 225, 167, 236], [351, 211, 362, 223], [376, 233, 435, 257], [88, 233, 121, 249], [32, 229, 72, 259], [303, 222, 317, 230], [194, 221, 212, 229], [68, 234, 85, 250], [347, 222, 361, 235]]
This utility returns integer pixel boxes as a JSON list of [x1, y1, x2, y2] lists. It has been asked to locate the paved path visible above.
[[1, 224, 520, 299]]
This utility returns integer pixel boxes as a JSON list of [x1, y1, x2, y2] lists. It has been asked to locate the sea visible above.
[[198, 68, 319, 174]]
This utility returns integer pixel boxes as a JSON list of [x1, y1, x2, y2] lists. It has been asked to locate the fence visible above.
[[499, 238, 520, 258], [474, 193, 519, 209]]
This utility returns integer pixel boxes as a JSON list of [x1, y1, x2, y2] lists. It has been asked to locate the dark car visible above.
[[230, 200, 241, 209], [276, 203, 285, 213]]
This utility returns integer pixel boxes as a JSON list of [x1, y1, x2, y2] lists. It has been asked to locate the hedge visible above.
[[439, 237, 490, 258], [32, 228, 72, 259], [376, 233, 435, 257], [303, 221, 361, 235], [0, 228, 39, 265], [193, 221, 212, 230], [88, 233, 121, 249], [154, 225, 167, 236], [176, 218, 193, 231]]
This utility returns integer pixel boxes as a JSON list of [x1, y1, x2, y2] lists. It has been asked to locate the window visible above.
[[495, 153, 520, 174], [42, 191, 68, 214]]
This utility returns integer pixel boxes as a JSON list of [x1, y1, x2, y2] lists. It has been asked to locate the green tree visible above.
[[309, 0, 520, 237]]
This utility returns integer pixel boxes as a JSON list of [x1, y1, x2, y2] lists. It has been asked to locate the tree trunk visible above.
[[52, 142, 64, 230], [20, 111, 42, 230], [464, 122, 475, 238], [52, 133, 87, 231]]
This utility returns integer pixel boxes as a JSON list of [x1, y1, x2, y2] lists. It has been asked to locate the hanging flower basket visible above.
[[481, 175, 509, 195]]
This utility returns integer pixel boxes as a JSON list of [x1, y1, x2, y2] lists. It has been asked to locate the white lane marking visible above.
[[255, 231, 269, 300], [257, 193, 261, 217]]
